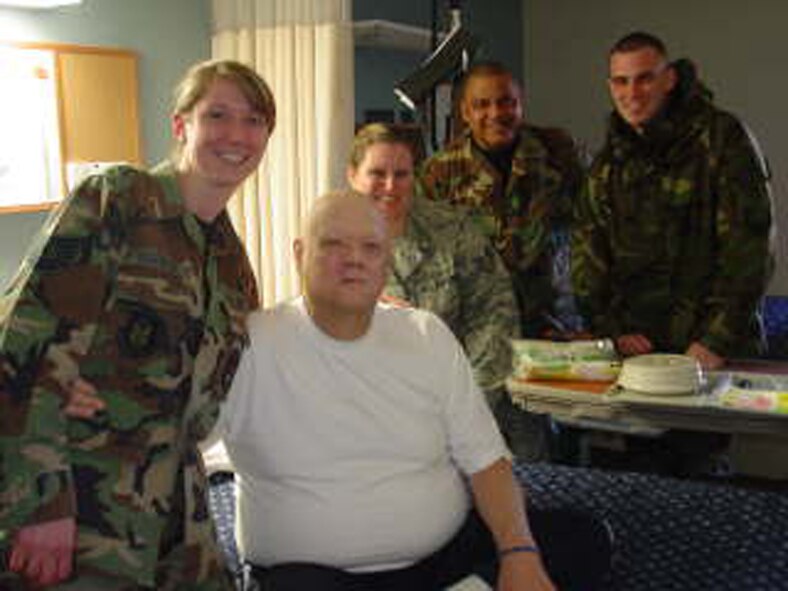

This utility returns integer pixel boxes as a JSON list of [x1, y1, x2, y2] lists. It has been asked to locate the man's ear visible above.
[[346, 165, 356, 187]]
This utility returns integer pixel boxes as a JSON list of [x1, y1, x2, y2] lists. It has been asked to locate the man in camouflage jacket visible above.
[[419, 62, 584, 338], [0, 164, 258, 589], [572, 32, 774, 366]]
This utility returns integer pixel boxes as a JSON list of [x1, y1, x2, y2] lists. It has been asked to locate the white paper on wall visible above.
[[0, 47, 63, 208]]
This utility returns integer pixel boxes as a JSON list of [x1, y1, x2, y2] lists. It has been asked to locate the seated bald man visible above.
[[212, 192, 611, 591]]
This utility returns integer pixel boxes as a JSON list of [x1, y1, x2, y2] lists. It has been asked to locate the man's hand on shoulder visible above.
[[10, 517, 76, 587], [379, 293, 412, 308], [62, 377, 104, 419]]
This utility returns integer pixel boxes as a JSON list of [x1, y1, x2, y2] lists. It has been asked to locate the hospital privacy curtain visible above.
[[212, 0, 354, 306]]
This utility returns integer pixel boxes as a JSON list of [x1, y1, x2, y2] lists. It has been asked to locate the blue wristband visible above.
[[498, 544, 540, 558]]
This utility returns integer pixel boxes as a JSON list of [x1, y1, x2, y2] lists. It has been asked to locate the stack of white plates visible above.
[[617, 354, 702, 396]]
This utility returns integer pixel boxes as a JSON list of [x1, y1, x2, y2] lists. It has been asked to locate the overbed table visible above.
[[507, 360, 788, 477]]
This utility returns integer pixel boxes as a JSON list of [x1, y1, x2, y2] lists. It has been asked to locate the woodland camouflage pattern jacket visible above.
[[0, 163, 258, 588], [572, 60, 774, 356]]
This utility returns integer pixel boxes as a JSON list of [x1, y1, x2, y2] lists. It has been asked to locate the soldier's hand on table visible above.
[[62, 377, 105, 419], [686, 342, 725, 370], [10, 517, 76, 587], [615, 334, 654, 356]]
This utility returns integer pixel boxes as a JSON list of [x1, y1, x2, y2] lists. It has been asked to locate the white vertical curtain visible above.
[[211, 0, 354, 306]]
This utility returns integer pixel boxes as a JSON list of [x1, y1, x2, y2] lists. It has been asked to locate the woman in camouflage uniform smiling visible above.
[[0, 59, 275, 590]]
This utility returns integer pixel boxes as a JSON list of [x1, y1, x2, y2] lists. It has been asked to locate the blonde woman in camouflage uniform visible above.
[[0, 59, 275, 590], [347, 123, 531, 456]]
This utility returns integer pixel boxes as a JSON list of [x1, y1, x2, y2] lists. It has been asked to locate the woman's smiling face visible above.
[[173, 77, 270, 191], [347, 141, 415, 237]]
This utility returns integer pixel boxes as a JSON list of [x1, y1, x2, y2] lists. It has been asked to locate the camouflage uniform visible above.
[[419, 125, 584, 337], [385, 197, 518, 399], [572, 60, 774, 357], [0, 163, 258, 589]]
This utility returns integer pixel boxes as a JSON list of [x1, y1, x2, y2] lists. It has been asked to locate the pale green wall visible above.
[[0, 0, 210, 290], [523, 0, 788, 293]]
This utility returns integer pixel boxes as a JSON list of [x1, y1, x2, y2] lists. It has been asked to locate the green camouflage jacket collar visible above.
[[146, 161, 238, 253], [459, 125, 554, 186], [147, 160, 191, 220], [512, 126, 557, 178]]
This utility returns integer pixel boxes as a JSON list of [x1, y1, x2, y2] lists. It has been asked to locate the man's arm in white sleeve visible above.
[[470, 458, 556, 591]]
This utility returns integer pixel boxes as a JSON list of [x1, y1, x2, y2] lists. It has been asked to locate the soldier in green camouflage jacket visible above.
[[419, 62, 585, 338], [572, 32, 774, 367], [0, 60, 274, 590], [347, 123, 518, 408]]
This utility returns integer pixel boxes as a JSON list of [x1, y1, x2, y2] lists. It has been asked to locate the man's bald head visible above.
[[294, 190, 391, 339], [301, 190, 388, 244]]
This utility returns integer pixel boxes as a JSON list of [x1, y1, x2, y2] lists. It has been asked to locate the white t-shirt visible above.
[[217, 298, 510, 571]]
